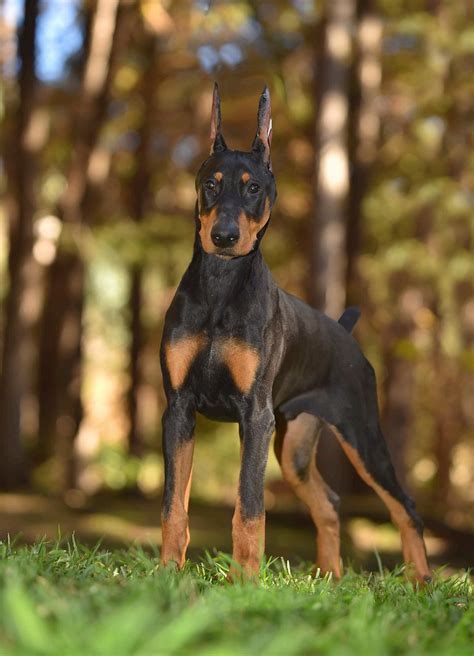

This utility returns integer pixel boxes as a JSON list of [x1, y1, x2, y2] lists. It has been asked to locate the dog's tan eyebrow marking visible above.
[[214, 171, 223, 181], [241, 172, 251, 183]]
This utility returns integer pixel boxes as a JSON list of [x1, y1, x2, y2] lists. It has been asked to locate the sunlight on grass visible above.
[[348, 518, 448, 557], [0, 540, 471, 655]]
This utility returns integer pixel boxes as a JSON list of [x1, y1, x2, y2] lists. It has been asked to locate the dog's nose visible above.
[[211, 228, 239, 248]]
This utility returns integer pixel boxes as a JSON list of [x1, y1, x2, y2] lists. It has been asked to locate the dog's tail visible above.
[[338, 306, 360, 333]]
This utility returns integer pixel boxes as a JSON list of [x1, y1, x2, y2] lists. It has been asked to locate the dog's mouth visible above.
[[214, 248, 237, 259], [211, 241, 258, 259], [213, 247, 240, 260]]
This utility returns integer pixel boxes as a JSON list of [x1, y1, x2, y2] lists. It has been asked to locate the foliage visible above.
[[0, 0, 472, 530], [0, 540, 472, 655]]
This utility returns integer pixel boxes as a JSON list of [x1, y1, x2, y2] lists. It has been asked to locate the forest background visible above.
[[0, 0, 473, 570]]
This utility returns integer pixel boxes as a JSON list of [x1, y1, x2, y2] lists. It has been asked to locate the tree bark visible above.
[[310, 0, 355, 318], [346, 0, 382, 299], [343, 0, 384, 494], [126, 38, 159, 456], [0, 0, 40, 489], [432, 347, 461, 506], [36, 0, 122, 490], [380, 348, 413, 490], [311, 0, 356, 495]]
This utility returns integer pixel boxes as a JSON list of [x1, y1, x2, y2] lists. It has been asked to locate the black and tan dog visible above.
[[160, 84, 431, 582]]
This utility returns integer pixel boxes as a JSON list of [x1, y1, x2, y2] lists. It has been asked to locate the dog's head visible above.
[[195, 84, 277, 258]]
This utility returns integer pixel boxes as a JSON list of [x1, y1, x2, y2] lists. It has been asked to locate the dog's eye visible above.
[[248, 183, 260, 194], [205, 179, 216, 191]]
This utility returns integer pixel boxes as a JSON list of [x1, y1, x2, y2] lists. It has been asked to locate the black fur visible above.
[[160, 86, 426, 559], [338, 306, 360, 333]]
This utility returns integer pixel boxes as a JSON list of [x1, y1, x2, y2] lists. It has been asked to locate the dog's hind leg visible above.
[[330, 422, 431, 582], [278, 361, 431, 581], [274, 412, 342, 578], [326, 365, 431, 582]]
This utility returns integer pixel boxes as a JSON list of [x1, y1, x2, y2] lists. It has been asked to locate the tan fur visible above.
[[241, 171, 251, 183], [218, 338, 260, 394], [330, 427, 431, 581], [165, 334, 207, 390], [214, 171, 223, 181], [231, 198, 271, 257], [199, 198, 271, 257], [199, 206, 218, 254], [161, 440, 194, 567], [231, 495, 265, 579], [278, 414, 341, 577]]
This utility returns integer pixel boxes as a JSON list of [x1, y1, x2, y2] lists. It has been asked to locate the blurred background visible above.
[[0, 0, 473, 571]]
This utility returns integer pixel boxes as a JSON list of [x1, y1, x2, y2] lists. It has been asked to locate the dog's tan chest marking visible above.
[[218, 338, 260, 394], [165, 335, 208, 389]]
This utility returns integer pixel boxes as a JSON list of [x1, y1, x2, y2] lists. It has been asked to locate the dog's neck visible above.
[[186, 239, 268, 309]]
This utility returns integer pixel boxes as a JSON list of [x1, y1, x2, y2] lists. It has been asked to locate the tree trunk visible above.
[[346, 0, 382, 299], [310, 0, 355, 318], [343, 0, 384, 494], [36, 0, 122, 491], [126, 38, 159, 456], [127, 266, 144, 456], [432, 347, 460, 506], [0, 0, 40, 489], [311, 0, 356, 495], [380, 350, 413, 489]]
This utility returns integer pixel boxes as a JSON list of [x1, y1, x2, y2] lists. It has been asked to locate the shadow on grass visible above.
[[0, 492, 472, 574]]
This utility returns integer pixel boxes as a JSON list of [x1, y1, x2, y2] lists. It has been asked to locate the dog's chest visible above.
[[198, 335, 261, 420], [200, 335, 259, 392], [164, 329, 261, 420]]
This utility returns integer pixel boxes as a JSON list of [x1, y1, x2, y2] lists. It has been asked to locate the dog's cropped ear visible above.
[[209, 83, 228, 154], [251, 86, 272, 170]]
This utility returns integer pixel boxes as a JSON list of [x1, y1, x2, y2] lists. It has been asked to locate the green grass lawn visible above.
[[0, 540, 471, 656]]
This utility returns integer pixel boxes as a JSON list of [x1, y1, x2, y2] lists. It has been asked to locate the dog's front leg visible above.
[[232, 404, 275, 579], [160, 399, 195, 568]]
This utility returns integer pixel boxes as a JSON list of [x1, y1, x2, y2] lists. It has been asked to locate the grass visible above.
[[0, 539, 472, 655]]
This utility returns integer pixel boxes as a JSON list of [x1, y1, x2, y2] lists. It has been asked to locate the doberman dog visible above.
[[160, 84, 431, 582]]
